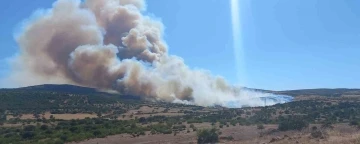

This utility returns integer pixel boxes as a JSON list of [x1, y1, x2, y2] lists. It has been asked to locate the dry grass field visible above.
[[69, 123, 360, 144]]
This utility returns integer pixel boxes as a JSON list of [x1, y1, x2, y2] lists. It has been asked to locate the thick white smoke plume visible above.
[[3, 0, 291, 107]]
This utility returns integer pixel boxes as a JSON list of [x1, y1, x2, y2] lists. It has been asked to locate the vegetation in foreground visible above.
[[1, 85, 360, 143]]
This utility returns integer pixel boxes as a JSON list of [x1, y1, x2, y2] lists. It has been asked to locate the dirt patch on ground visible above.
[[45, 113, 98, 120], [1, 123, 24, 127], [117, 112, 185, 120], [70, 133, 197, 144], [70, 124, 274, 144], [70, 124, 360, 144], [7, 112, 98, 120]]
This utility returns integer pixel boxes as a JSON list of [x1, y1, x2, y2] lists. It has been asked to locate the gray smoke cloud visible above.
[[2, 0, 287, 107]]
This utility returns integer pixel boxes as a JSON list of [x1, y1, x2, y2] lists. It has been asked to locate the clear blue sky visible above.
[[0, 0, 359, 90]]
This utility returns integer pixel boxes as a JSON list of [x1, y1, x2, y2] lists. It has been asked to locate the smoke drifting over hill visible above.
[[2, 0, 291, 107]]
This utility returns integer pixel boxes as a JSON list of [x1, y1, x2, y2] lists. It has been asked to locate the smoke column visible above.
[[2, 0, 291, 107]]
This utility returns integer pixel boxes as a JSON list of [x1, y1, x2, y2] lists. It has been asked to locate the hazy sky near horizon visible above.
[[0, 0, 359, 90]]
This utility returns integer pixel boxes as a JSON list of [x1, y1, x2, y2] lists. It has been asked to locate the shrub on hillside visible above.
[[278, 118, 308, 131], [349, 120, 359, 126], [197, 128, 219, 144], [23, 125, 36, 131], [257, 124, 265, 130]]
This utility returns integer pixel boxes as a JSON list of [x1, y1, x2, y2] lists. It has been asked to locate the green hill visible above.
[[0, 84, 140, 114]]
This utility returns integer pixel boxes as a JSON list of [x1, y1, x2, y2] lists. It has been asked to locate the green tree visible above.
[[60, 135, 68, 142], [21, 131, 35, 139], [197, 128, 219, 144], [96, 112, 102, 118], [23, 125, 36, 131], [257, 124, 265, 130], [278, 118, 308, 131], [40, 124, 49, 130], [349, 120, 359, 126]]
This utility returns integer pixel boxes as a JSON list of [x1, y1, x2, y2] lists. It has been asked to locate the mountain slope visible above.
[[0, 84, 140, 113], [245, 87, 360, 97], [2, 84, 102, 95], [275, 88, 360, 97]]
